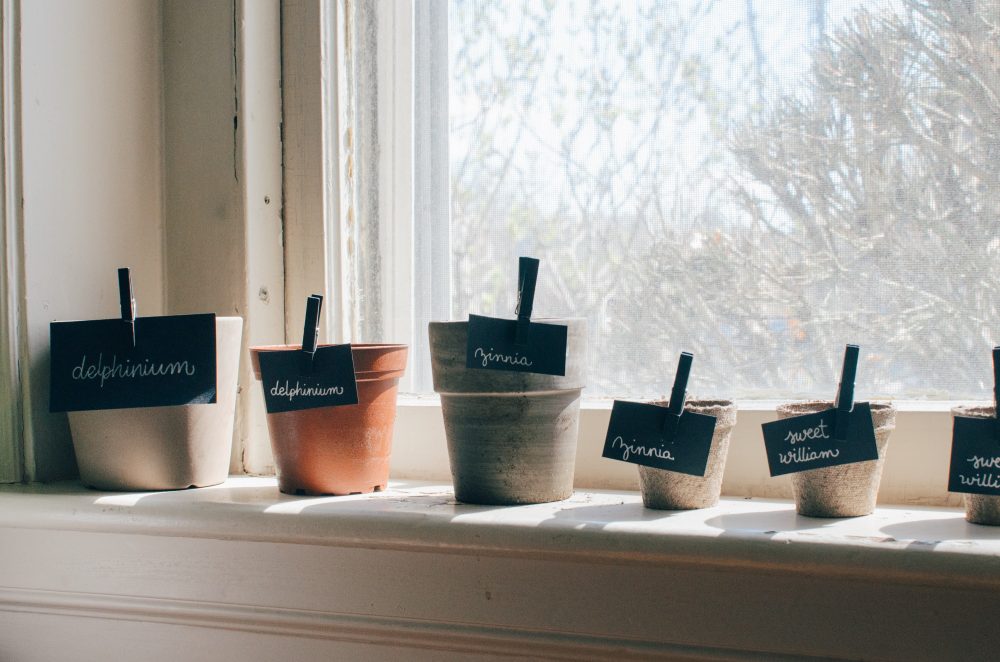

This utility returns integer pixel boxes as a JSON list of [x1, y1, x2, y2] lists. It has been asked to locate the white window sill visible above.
[[0, 476, 997, 567], [2, 477, 999, 659]]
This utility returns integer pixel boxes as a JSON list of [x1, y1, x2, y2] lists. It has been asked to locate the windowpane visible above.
[[417, 0, 1000, 399]]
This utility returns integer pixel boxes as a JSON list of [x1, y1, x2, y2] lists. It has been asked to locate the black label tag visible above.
[[257, 344, 359, 414], [50, 313, 217, 412], [948, 416, 1000, 495], [466, 314, 568, 376], [601, 400, 718, 476], [761, 403, 878, 477]]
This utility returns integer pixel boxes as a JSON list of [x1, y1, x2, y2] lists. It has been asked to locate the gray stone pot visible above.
[[429, 319, 586, 505], [950, 404, 1000, 526], [67, 316, 242, 491], [638, 399, 737, 510], [776, 400, 896, 517]]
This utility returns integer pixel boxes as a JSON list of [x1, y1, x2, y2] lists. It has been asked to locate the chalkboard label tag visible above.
[[50, 313, 217, 412], [466, 256, 567, 376], [761, 403, 878, 477], [466, 314, 567, 376], [258, 344, 359, 414], [602, 400, 717, 475], [948, 416, 1000, 495]]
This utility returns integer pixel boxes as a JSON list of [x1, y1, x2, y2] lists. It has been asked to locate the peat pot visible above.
[[250, 343, 408, 496], [776, 400, 896, 518], [950, 405, 1000, 526], [429, 319, 586, 505], [638, 399, 737, 510], [68, 316, 243, 491]]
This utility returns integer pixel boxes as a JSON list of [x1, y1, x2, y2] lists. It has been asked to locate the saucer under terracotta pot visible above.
[[250, 343, 408, 496]]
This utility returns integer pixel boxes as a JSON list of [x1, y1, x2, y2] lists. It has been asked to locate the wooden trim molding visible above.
[[0, 587, 754, 661]]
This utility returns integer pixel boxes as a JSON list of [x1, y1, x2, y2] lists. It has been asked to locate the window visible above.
[[396, 0, 1000, 402]]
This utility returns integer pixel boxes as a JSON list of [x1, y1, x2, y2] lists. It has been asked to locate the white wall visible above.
[[19, 0, 165, 481]]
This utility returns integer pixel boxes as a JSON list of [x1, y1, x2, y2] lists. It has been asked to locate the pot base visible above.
[[277, 482, 387, 497], [443, 390, 581, 506]]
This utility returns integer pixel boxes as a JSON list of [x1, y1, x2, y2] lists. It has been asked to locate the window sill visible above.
[[0, 476, 997, 572], [1, 477, 999, 659]]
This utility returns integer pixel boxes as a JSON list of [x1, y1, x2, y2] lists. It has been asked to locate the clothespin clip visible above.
[[833, 344, 860, 441], [992, 346, 1000, 440], [118, 268, 136, 347], [300, 294, 323, 372], [662, 352, 693, 440], [514, 257, 539, 345]]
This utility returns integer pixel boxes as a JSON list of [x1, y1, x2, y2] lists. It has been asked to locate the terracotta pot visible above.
[[429, 319, 586, 505], [68, 316, 242, 491], [250, 343, 408, 496], [638, 399, 737, 510], [950, 404, 1000, 526], [776, 400, 896, 517]]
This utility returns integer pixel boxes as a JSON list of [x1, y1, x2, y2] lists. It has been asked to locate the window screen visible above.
[[414, 0, 999, 400]]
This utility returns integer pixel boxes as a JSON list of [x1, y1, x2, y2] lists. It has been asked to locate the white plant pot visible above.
[[67, 316, 242, 491]]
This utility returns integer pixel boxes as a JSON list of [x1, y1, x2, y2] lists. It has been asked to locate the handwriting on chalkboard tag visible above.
[[601, 400, 717, 476], [948, 415, 1000, 496], [761, 403, 878, 477], [466, 314, 567, 376], [257, 344, 359, 414], [50, 313, 217, 412]]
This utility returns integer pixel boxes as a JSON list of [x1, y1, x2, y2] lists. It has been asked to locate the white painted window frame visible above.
[[0, 0, 23, 484], [276, 0, 980, 507]]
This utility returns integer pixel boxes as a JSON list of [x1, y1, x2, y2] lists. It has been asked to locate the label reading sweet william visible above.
[[761, 403, 878, 477], [257, 344, 359, 414], [948, 416, 1000, 496], [601, 400, 717, 476], [50, 313, 217, 412], [465, 314, 567, 376]]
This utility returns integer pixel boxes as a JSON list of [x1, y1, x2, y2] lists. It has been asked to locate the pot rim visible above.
[[430, 317, 586, 326], [775, 399, 895, 412], [951, 404, 996, 418], [249, 343, 408, 382], [646, 397, 734, 408], [250, 342, 407, 352]]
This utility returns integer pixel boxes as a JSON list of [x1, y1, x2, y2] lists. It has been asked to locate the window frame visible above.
[[0, 0, 22, 484], [271, 0, 981, 505]]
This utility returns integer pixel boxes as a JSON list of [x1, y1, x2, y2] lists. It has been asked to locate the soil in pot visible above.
[[638, 399, 737, 510], [429, 319, 586, 505], [775, 400, 896, 517], [250, 343, 408, 496], [68, 316, 243, 491], [950, 404, 1000, 526]]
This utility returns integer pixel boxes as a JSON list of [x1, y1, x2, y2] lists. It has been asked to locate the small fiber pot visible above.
[[68, 316, 243, 491], [250, 343, 407, 496], [776, 400, 896, 517], [429, 319, 586, 505], [950, 405, 1000, 526], [638, 399, 737, 510]]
